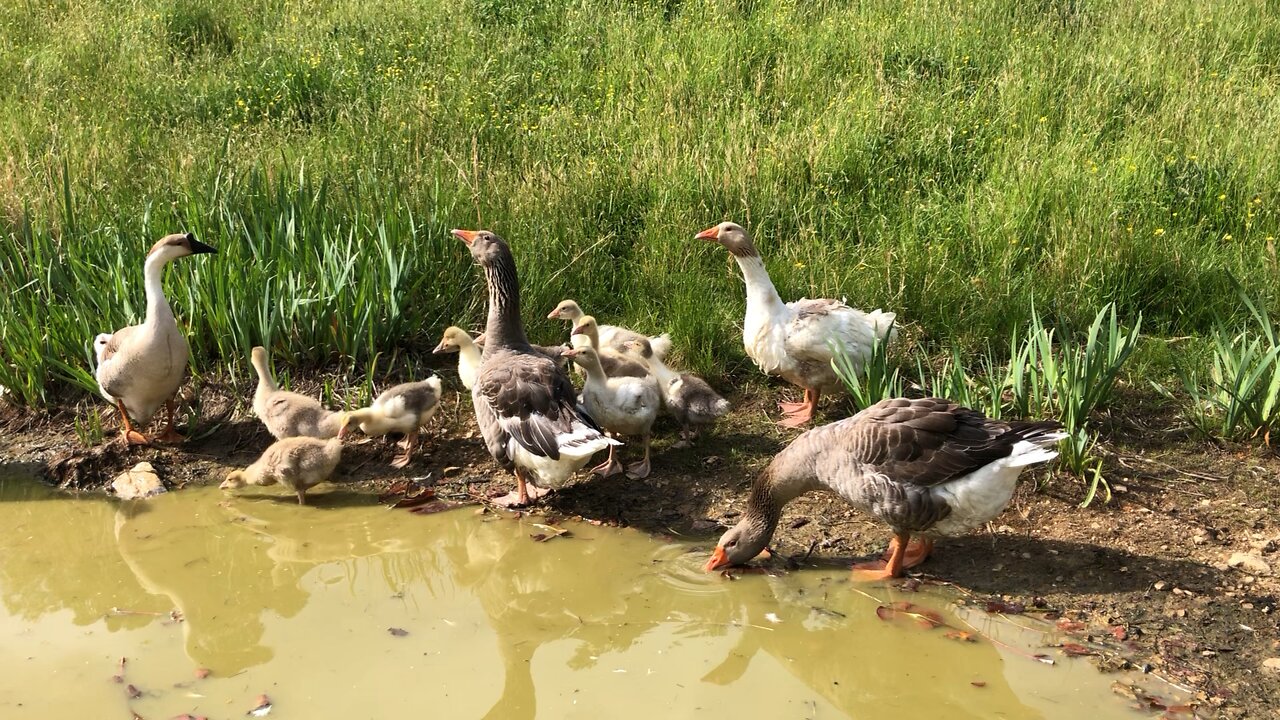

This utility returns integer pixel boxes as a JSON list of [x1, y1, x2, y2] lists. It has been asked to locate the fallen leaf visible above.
[[985, 600, 1025, 615], [1061, 642, 1095, 657], [247, 693, 272, 716], [944, 630, 976, 642], [1110, 625, 1128, 641], [391, 489, 438, 509], [388, 627, 409, 637], [971, 681, 987, 688], [876, 602, 947, 629], [1056, 620, 1086, 632], [194, 668, 211, 680], [127, 684, 142, 699], [529, 533, 547, 542], [171, 715, 209, 720], [1033, 654, 1056, 665]]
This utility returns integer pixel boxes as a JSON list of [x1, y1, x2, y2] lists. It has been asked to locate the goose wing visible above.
[[475, 350, 604, 460]]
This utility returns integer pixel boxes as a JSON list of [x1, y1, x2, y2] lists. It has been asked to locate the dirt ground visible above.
[[2, 378, 1278, 718]]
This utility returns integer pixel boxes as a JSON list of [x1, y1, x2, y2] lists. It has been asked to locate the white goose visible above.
[[566, 346, 662, 479], [695, 221, 896, 427], [94, 232, 216, 444]]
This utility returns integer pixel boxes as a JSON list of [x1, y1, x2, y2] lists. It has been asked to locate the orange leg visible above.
[[778, 389, 819, 428], [116, 400, 149, 446], [852, 531, 911, 581], [155, 399, 185, 444], [880, 536, 934, 568], [492, 467, 551, 508]]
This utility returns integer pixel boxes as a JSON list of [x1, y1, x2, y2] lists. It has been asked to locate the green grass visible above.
[[2, 0, 1279, 409]]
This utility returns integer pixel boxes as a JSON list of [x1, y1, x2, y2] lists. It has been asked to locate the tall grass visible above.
[[1, 0, 1278, 406], [1158, 283, 1280, 441]]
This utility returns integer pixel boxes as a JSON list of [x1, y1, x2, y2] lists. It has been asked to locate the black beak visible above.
[[187, 234, 217, 255]]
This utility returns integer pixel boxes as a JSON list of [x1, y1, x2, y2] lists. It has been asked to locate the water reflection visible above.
[[0, 476, 1149, 719]]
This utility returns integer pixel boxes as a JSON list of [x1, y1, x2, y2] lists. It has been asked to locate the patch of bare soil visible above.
[[2, 381, 1278, 717]]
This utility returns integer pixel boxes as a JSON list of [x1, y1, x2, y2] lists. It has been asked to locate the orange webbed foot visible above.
[[124, 430, 151, 446]]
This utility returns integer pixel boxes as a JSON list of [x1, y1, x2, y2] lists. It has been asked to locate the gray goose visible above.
[[454, 228, 618, 507], [616, 338, 730, 447], [341, 377, 443, 468], [220, 435, 344, 505], [707, 397, 1064, 580], [250, 346, 343, 440], [94, 232, 216, 444]]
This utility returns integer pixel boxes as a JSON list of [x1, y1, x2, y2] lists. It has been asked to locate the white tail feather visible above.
[[1006, 433, 1067, 467]]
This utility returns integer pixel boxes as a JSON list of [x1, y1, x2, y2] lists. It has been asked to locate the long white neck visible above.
[[734, 256, 785, 317], [252, 355, 279, 393], [143, 253, 174, 325]]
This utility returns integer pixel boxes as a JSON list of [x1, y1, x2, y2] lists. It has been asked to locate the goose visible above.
[[94, 232, 216, 444], [695, 221, 896, 427], [617, 339, 730, 447], [569, 316, 650, 378], [547, 299, 672, 359], [706, 397, 1065, 580], [433, 326, 483, 389], [454, 228, 619, 507], [341, 377, 443, 468], [250, 346, 343, 439], [220, 436, 343, 505], [565, 346, 662, 479]]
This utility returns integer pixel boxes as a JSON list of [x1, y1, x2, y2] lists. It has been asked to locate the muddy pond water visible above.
[[0, 471, 1175, 719]]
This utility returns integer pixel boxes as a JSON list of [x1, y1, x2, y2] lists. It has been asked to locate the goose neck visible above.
[[482, 255, 528, 352], [142, 252, 174, 324]]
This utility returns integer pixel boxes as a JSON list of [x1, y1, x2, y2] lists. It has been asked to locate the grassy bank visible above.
[[2, 0, 1278, 407]]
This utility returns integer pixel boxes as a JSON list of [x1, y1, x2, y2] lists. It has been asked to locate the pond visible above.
[[0, 470, 1178, 719]]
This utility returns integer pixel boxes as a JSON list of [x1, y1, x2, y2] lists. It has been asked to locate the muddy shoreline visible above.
[[2, 382, 1278, 717]]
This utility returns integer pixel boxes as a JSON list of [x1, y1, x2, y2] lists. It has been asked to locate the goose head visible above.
[[432, 326, 474, 354], [570, 315, 599, 344], [706, 516, 772, 572], [547, 299, 584, 321], [220, 470, 248, 491], [148, 232, 217, 264], [562, 346, 603, 375], [694, 221, 758, 258], [618, 338, 652, 361], [92, 333, 113, 364], [452, 229, 507, 267]]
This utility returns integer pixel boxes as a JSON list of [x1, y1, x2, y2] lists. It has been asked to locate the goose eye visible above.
[[725, 539, 737, 548]]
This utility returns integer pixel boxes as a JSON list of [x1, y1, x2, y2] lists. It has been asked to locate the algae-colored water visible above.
[[0, 472, 1165, 719]]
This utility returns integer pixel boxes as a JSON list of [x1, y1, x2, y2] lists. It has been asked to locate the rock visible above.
[[1262, 657, 1280, 673], [111, 462, 166, 500], [1153, 581, 1170, 591], [1227, 553, 1272, 576]]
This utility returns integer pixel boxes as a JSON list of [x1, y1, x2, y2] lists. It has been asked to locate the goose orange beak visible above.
[[452, 229, 478, 246], [562, 348, 581, 359], [694, 225, 720, 241], [546, 309, 560, 319], [705, 546, 729, 572]]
